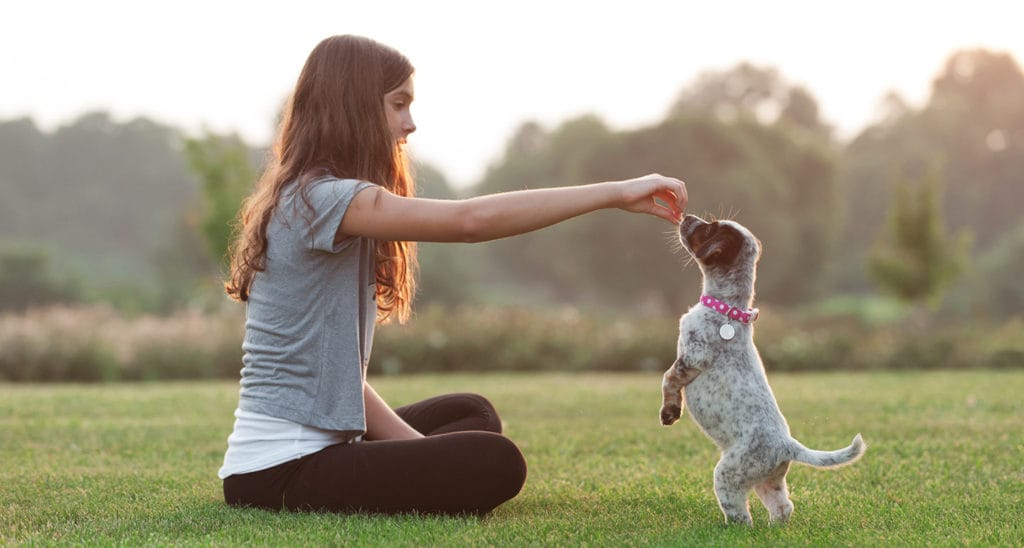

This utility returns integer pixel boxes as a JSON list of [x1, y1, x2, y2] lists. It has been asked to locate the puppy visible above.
[[660, 214, 866, 525]]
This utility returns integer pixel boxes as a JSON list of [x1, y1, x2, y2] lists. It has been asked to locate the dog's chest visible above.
[[677, 312, 749, 368], [678, 311, 774, 444]]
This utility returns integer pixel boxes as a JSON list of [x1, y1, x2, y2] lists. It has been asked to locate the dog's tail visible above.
[[789, 433, 866, 469]]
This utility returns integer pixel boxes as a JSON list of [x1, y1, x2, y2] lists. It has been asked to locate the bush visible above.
[[0, 305, 243, 382], [0, 303, 1021, 382], [0, 306, 116, 381], [374, 305, 675, 374]]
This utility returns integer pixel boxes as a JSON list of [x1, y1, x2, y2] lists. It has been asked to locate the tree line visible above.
[[1, 48, 1021, 318]]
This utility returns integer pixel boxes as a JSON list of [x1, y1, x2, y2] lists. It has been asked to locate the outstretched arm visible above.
[[338, 174, 687, 243]]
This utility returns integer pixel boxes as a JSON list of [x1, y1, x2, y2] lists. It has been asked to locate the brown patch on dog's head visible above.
[[679, 215, 748, 268]]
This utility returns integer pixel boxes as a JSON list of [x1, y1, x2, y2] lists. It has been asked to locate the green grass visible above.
[[2, 371, 1022, 545]]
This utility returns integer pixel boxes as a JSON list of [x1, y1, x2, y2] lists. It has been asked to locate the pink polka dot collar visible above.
[[700, 295, 760, 324]]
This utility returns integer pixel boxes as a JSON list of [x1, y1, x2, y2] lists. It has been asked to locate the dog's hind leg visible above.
[[660, 357, 700, 426], [754, 462, 794, 524], [713, 456, 753, 525]]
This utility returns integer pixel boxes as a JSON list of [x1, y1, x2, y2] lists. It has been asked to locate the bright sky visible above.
[[4, 1, 1023, 187]]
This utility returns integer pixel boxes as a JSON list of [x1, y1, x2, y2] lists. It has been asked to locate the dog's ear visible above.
[[697, 226, 742, 265], [695, 240, 724, 262]]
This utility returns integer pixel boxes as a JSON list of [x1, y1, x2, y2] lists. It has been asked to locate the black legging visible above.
[[223, 393, 527, 516]]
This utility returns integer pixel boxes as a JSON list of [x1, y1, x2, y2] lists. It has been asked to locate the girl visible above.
[[218, 35, 687, 516]]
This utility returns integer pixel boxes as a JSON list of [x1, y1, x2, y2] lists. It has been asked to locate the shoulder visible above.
[[304, 177, 379, 204], [278, 177, 380, 224]]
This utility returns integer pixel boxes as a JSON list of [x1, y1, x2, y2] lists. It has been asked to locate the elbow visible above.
[[457, 203, 489, 243], [460, 213, 487, 243]]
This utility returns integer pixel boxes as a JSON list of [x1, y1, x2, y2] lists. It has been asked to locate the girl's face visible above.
[[384, 76, 416, 145]]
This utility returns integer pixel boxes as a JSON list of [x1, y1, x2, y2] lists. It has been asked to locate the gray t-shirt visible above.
[[237, 177, 377, 437]]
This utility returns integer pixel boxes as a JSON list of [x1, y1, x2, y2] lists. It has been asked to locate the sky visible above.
[[4, 1, 1024, 187]]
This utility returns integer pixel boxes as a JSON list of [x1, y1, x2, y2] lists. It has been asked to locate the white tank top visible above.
[[217, 408, 357, 479]]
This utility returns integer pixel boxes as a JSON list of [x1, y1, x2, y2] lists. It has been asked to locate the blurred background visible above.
[[2, 1, 1022, 381]]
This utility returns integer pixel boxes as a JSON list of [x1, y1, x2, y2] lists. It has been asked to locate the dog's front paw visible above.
[[660, 404, 682, 426]]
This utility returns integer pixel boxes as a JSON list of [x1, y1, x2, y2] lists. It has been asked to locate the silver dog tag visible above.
[[719, 324, 735, 340]]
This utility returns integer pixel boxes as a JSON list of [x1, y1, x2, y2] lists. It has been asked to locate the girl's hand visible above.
[[615, 174, 688, 224]]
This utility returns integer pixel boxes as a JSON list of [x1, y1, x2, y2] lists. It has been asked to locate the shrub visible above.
[[0, 303, 1021, 382], [0, 305, 243, 382], [0, 306, 116, 381], [374, 305, 676, 374]]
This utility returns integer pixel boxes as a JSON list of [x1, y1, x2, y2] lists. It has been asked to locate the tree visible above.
[[470, 73, 841, 311], [0, 112, 204, 308], [0, 118, 45, 238], [183, 132, 260, 271], [0, 245, 81, 311], [868, 170, 970, 307], [413, 163, 484, 307], [838, 48, 1024, 298], [970, 221, 1024, 318], [669, 62, 832, 137], [667, 64, 840, 303]]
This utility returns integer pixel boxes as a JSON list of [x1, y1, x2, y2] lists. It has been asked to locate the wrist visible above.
[[598, 180, 627, 210]]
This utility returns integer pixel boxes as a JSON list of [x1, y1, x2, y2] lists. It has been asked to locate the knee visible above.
[[504, 436, 528, 486], [439, 430, 527, 515], [483, 434, 528, 506], [457, 393, 503, 433]]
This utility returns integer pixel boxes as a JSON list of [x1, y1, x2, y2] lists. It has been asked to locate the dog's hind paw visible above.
[[660, 405, 682, 425]]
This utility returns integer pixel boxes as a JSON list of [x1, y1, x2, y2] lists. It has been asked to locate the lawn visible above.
[[2, 371, 1022, 545]]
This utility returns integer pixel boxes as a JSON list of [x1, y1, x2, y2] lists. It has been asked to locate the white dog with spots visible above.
[[660, 214, 866, 525]]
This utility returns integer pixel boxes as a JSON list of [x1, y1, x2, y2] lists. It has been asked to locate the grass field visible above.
[[2, 371, 1022, 545]]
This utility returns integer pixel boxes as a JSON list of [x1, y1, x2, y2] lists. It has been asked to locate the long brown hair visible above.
[[225, 35, 417, 323]]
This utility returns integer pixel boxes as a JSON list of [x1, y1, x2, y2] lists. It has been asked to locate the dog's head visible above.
[[679, 214, 762, 278]]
